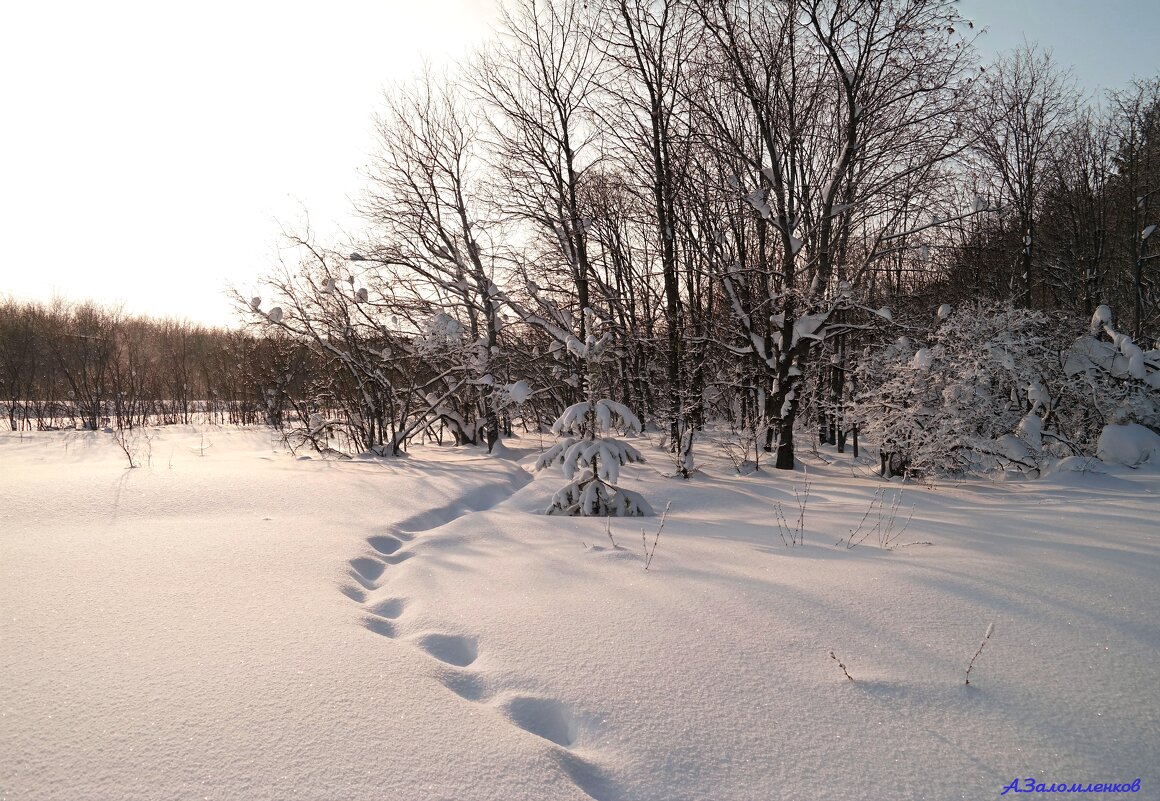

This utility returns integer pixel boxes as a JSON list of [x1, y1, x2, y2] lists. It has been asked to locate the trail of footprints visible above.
[[339, 499, 614, 801]]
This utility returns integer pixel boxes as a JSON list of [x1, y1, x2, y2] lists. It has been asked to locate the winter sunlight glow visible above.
[[0, 0, 1152, 328], [0, 0, 496, 327]]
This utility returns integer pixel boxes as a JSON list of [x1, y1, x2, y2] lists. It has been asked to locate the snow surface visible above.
[[2, 426, 1158, 800]]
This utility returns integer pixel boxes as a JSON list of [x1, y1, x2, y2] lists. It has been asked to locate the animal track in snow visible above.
[[343, 475, 528, 606], [336, 471, 624, 799], [556, 751, 616, 801], [433, 673, 616, 799], [415, 633, 478, 667]]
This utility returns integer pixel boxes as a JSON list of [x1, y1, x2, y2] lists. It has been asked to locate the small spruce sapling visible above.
[[535, 310, 652, 516]]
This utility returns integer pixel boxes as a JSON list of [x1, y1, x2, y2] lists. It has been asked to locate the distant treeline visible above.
[[0, 299, 309, 431]]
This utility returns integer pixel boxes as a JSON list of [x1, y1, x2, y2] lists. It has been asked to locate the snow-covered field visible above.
[[2, 426, 1157, 800]]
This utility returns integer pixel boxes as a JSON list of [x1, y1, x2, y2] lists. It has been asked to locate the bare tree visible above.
[[45, 301, 121, 431], [358, 69, 510, 450], [1038, 108, 1114, 316], [474, 0, 604, 346], [692, 0, 976, 468], [1107, 78, 1160, 339], [970, 43, 1078, 308], [596, 0, 702, 458], [0, 301, 45, 430]]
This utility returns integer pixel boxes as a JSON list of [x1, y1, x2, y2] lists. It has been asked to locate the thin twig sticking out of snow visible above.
[[830, 650, 855, 681], [840, 488, 925, 550], [606, 517, 623, 550], [642, 502, 670, 571], [965, 622, 996, 685], [775, 469, 810, 546]]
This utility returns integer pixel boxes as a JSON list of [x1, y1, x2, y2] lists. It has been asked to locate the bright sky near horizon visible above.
[[0, 0, 1155, 328]]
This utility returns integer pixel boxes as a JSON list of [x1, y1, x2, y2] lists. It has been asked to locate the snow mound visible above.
[[1096, 423, 1160, 467], [1046, 455, 1106, 475]]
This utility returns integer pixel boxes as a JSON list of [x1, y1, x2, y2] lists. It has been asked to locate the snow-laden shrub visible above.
[[408, 310, 511, 450], [413, 312, 465, 356], [847, 301, 1068, 477], [1096, 423, 1160, 467], [849, 301, 1159, 477], [535, 311, 652, 516], [1062, 305, 1160, 432]]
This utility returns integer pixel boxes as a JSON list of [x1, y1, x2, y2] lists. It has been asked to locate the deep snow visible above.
[[1, 426, 1157, 800]]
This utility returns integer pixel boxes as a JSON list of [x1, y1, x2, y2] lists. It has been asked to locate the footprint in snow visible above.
[[499, 695, 579, 748], [367, 534, 407, 555], [367, 598, 407, 619], [414, 632, 478, 667], [348, 557, 386, 589], [339, 584, 367, 603], [362, 616, 398, 639], [346, 479, 616, 799], [346, 537, 416, 595], [437, 668, 488, 702], [390, 477, 531, 535], [555, 750, 616, 801], [429, 654, 587, 752]]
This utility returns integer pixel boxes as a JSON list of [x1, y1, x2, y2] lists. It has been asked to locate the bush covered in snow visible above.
[[848, 301, 1160, 478], [1062, 305, 1160, 432], [1096, 423, 1160, 467], [847, 301, 1065, 476]]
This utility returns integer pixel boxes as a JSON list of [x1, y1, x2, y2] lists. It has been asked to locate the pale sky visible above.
[[0, 0, 498, 327], [959, 0, 1158, 93], [1, 0, 1155, 328]]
